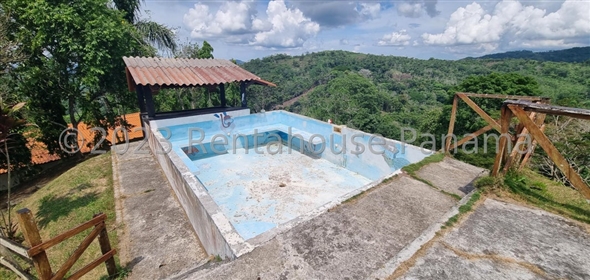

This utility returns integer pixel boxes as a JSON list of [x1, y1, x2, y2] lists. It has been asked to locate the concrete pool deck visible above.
[[113, 141, 589, 279], [112, 142, 209, 279]]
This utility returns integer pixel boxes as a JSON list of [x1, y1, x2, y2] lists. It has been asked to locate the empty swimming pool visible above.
[[146, 110, 431, 259]]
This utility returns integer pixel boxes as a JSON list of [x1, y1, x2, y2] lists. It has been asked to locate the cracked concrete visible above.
[[112, 142, 209, 279], [396, 199, 590, 280]]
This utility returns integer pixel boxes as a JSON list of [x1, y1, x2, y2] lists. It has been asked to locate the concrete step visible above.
[[416, 157, 487, 197]]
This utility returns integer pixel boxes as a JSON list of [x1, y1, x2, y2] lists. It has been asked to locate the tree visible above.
[[113, 0, 177, 53], [5, 0, 145, 155], [0, 101, 27, 240]]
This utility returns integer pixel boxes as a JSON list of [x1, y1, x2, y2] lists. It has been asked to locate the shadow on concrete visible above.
[[36, 191, 99, 228]]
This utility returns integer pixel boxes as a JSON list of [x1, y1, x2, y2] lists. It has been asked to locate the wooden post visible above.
[[445, 94, 459, 152], [135, 86, 146, 114], [491, 105, 512, 176], [504, 112, 537, 171], [96, 217, 117, 277], [509, 105, 590, 200], [143, 86, 156, 119], [240, 81, 247, 108], [219, 83, 226, 108], [17, 208, 52, 280]]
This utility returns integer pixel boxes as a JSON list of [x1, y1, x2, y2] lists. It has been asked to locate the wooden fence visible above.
[[0, 208, 117, 279]]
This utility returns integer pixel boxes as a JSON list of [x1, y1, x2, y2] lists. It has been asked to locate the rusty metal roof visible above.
[[123, 57, 276, 91]]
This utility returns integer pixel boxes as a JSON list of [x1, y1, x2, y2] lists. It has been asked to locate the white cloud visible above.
[[251, 0, 320, 48], [422, 0, 590, 51], [183, 1, 256, 40], [183, 0, 319, 49], [378, 30, 412, 46], [397, 2, 423, 18], [358, 3, 381, 19]]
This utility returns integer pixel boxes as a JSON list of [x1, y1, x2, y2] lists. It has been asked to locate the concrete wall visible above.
[[146, 119, 253, 260]]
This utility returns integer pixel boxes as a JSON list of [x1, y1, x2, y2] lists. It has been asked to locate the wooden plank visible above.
[[509, 105, 590, 199], [506, 100, 590, 120], [505, 112, 537, 171], [491, 105, 512, 176], [0, 256, 35, 280], [449, 124, 493, 151], [50, 222, 104, 280], [16, 208, 52, 280], [0, 237, 30, 260], [28, 213, 106, 257], [457, 93, 501, 132], [445, 95, 458, 152], [96, 219, 117, 277], [457, 92, 549, 101], [519, 124, 545, 171], [67, 249, 117, 280]]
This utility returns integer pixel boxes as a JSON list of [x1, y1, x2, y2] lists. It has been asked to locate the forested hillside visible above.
[[471, 47, 590, 63], [242, 50, 590, 183]]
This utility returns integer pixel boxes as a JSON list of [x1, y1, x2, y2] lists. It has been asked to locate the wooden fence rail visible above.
[[8, 208, 117, 280], [0, 236, 34, 279]]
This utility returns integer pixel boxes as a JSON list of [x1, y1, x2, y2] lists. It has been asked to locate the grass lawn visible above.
[[0, 152, 121, 279], [477, 168, 590, 224]]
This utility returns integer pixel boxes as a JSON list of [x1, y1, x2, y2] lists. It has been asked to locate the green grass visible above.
[[475, 169, 590, 224], [0, 153, 123, 279], [443, 191, 482, 228], [402, 152, 445, 175]]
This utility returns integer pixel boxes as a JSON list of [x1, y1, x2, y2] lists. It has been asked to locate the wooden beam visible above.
[[457, 93, 501, 132], [491, 105, 512, 176], [504, 112, 537, 171], [51, 223, 104, 280], [448, 124, 493, 151], [17, 208, 52, 280], [456, 92, 549, 101], [240, 81, 247, 108], [0, 237, 30, 260], [96, 217, 117, 277], [27, 214, 106, 257], [506, 100, 590, 120], [519, 123, 546, 171], [68, 249, 117, 280], [143, 86, 156, 119], [0, 257, 34, 280], [509, 105, 590, 200], [445, 95, 458, 152]]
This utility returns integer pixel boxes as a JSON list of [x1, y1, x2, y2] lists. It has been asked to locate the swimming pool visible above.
[[146, 109, 431, 259]]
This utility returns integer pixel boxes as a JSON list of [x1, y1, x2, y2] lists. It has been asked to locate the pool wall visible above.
[[146, 109, 433, 260], [146, 120, 250, 260]]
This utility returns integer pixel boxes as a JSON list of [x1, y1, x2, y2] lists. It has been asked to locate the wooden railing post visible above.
[[16, 208, 52, 280], [95, 215, 117, 277]]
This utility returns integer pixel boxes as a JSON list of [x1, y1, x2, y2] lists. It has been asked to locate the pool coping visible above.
[[146, 110, 433, 260]]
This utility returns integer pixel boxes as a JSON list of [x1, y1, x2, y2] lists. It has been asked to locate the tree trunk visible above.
[[68, 95, 82, 156]]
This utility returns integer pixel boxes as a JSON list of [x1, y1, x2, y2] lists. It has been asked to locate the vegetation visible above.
[[443, 191, 482, 228], [471, 47, 590, 63], [476, 170, 590, 224], [0, 153, 120, 279], [242, 50, 590, 188]]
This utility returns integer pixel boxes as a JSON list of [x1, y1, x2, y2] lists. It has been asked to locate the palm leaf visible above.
[[113, 0, 142, 23], [135, 20, 177, 53]]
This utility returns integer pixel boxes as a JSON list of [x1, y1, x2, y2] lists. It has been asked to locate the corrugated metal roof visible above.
[[123, 57, 276, 91]]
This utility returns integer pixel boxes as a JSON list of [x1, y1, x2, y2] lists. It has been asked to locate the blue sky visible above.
[[143, 0, 590, 61]]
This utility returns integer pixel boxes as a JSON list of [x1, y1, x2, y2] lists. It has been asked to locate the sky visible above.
[[143, 0, 590, 61]]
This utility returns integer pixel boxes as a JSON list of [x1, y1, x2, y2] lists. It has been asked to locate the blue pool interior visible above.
[[159, 111, 430, 240]]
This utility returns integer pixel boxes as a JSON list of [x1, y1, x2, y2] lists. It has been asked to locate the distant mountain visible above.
[[467, 47, 590, 63], [234, 59, 246, 65]]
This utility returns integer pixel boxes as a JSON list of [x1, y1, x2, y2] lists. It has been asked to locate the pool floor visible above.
[[193, 143, 372, 240]]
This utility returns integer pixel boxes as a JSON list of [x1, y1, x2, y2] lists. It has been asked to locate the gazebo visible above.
[[123, 57, 276, 120]]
